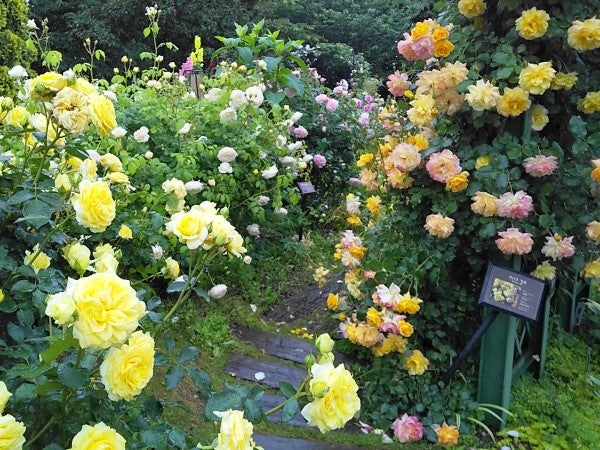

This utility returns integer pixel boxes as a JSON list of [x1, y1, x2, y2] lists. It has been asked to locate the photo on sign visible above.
[[478, 262, 546, 322]]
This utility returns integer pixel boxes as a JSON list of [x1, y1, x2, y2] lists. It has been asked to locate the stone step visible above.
[[233, 325, 354, 366], [225, 353, 307, 390], [253, 434, 365, 450]]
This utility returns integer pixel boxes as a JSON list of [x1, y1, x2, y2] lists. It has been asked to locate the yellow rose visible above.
[[301, 363, 361, 433], [518, 61, 555, 95], [496, 87, 531, 117], [99, 153, 123, 172], [433, 40, 455, 58], [72, 77, 96, 96], [366, 307, 383, 328], [55, 173, 72, 192], [424, 213, 455, 238], [69, 422, 126, 450], [581, 259, 600, 279], [407, 94, 437, 127], [577, 91, 600, 114], [515, 7, 550, 40], [550, 72, 578, 90], [432, 27, 450, 42], [165, 202, 216, 249], [567, 17, 600, 51], [475, 155, 490, 169], [53, 87, 90, 134], [531, 104, 549, 131], [395, 293, 423, 314], [347, 215, 362, 227], [45, 291, 77, 326], [466, 80, 501, 111], [405, 349, 429, 375], [326, 293, 340, 311], [357, 153, 374, 167], [366, 195, 382, 216], [349, 322, 380, 348], [471, 191, 498, 217], [63, 242, 92, 275], [315, 333, 335, 354], [165, 257, 180, 279], [3, 106, 30, 128], [72, 180, 116, 233], [29, 72, 67, 99], [458, 0, 486, 18], [214, 410, 258, 450], [0, 289, 4, 304], [0, 414, 26, 449], [0, 382, 11, 414], [118, 224, 133, 240], [93, 244, 119, 273], [398, 321, 414, 338], [585, 221, 600, 243], [72, 272, 146, 350], [411, 22, 430, 40], [88, 94, 117, 136], [106, 172, 130, 185], [531, 261, 556, 280], [100, 331, 154, 401], [445, 171, 469, 192], [435, 422, 460, 447], [24, 244, 51, 274]]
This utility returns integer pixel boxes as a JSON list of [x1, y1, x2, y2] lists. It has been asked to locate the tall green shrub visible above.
[[0, 0, 36, 96]]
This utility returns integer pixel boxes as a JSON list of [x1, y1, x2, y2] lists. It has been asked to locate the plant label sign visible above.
[[478, 262, 546, 322]]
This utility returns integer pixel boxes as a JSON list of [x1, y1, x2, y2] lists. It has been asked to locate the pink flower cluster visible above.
[[496, 228, 534, 255], [496, 191, 534, 219], [426, 149, 462, 183], [178, 56, 194, 77], [523, 155, 559, 177], [392, 414, 423, 442], [315, 94, 339, 111], [397, 32, 434, 61], [290, 125, 308, 139]]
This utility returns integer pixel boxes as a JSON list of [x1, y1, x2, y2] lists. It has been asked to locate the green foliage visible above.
[[189, 311, 234, 357], [0, 0, 36, 96]]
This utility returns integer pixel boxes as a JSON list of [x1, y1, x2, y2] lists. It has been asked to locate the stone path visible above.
[[225, 323, 365, 449]]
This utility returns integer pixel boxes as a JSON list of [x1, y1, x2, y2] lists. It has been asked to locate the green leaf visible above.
[[143, 27, 151, 38], [19, 199, 52, 228], [14, 383, 37, 401], [7, 191, 34, 205], [166, 280, 186, 293], [264, 90, 285, 106], [243, 398, 264, 423], [178, 346, 199, 364], [168, 429, 186, 448], [11, 280, 35, 293], [7, 322, 26, 343], [568, 116, 587, 139], [495, 173, 508, 189], [139, 51, 154, 60], [141, 430, 166, 448], [263, 56, 281, 72], [41, 334, 78, 363], [165, 365, 184, 390], [279, 74, 304, 95], [34, 381, 66, 395], [237, 47, 253, 65], [43, 50, 62, 69], [282, 398, 299, 423], [186, 367, 212, 393], [495, 67, 513, 80], [571, 141, 589, 156], [279, 382, 296, 399], [205, 392, 242, 421], [57, 364, 89, 389]]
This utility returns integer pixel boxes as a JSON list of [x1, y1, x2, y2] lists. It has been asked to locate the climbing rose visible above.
[[519, 62, 556, 95], [515, 7, 550, 40], [496, 87, 531, 117], [585, 221, 600, 243], [471, 192, 498, 217], [523, 154, 557, 176], [458, 0, 486, 18], [465, 79, 500, 111], [496, 191, 534, 219], [71, 180, 116, 233], [426, 149, 461, 182], [496, 228, 533, 255], [424, 213, 455, 238], [567, 17, 600, 51], [541, 235, 576, 261], [405, 350, 429, 375], [386, 71, 410, 96]]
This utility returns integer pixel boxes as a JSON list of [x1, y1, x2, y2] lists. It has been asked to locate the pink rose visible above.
[[293, 126, 308, 139], [426, 149, 462, 183], [541, 235, 576, 260], [397, 33, 419, 61], [315, 94, 329, 104], [412, 35, 434, 60], [313, 154, 326, 168], [424, 213, 455, 238], [387, 71, 411, 97], [523, 155, 558, 177], [358, 112, 370, 127], [496, 191, 534, 219], [326, 98, 339, 111], [496, 228, 534, 255], [392, 414, 423, 443]]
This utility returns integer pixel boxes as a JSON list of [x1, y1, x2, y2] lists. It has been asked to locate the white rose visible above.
[[184, 180, 204, 194], [219, 107, 237, 124], [243, 255, 252, 264], [218, 162, 233, 174], [257, 60, 267, 70], [274, 207, 288, 217], [177, 122, 191, 134], [45, 291, 76, 326], [246, 223, 260, 237], [262, 165, 278, 179], [276, 134, 287, 148], [144, 151, 153, 159], [279, 156, 296, 167], [8, 65, 28, 79], [133, 126, 150, 143], [290, 112, 303, 123], [258, 195, 270, 206], [288, 142, 303, 152], [208, 284, 228, 299], [206, 88, 222, 101], [111, 126, 127, 138], [217, 146, 238, 162], [245, 86, 264, 107], [258, 151, 267, 159], [229, 89, 247, 108], [151, 245, 163, 260], [103, 90, 117, 102], [86, 150, 101, 161], [302, 154, 314, 163]]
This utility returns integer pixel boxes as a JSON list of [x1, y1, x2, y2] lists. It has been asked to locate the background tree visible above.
[[0, 0, 36, 96]]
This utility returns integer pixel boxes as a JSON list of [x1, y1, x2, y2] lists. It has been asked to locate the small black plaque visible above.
[[478, 262, 546, 322], [297, 181, 316, 195]]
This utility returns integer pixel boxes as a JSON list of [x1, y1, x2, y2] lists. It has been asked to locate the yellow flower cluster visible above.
[[415, 62, 468, 115], [410, 19, 455, 58], [407, 94, 437, 127]]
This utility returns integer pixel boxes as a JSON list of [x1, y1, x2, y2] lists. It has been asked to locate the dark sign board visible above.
[[478, 262, 546, 322], [297, 181, 316, 195]]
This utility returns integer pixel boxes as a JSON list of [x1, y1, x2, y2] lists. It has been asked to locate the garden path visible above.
[[224, 277, 365, 449]]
